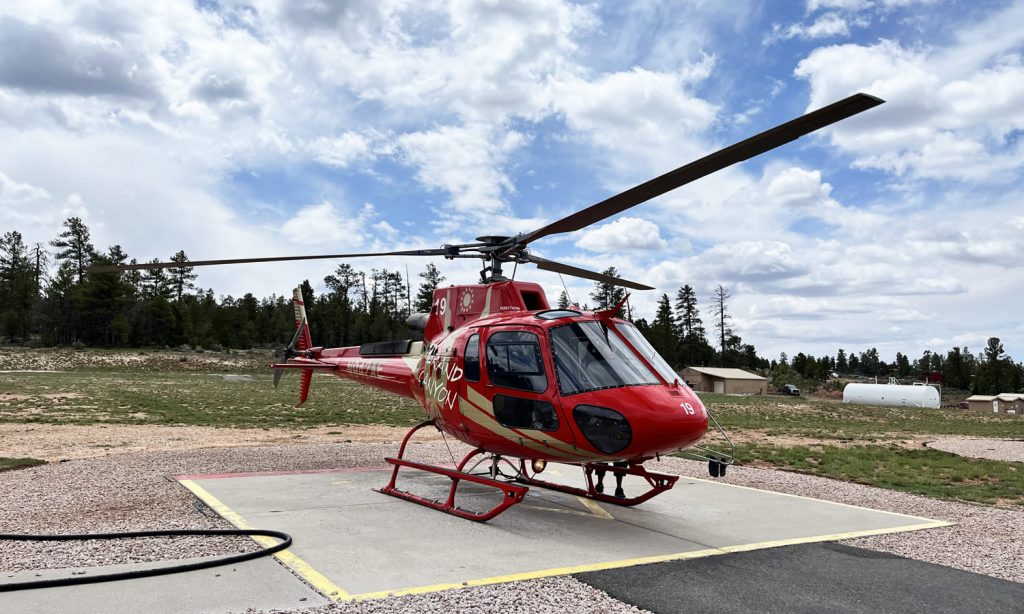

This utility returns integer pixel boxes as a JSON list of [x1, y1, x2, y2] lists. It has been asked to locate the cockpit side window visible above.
[[464, 333, 480, 382], [549, 321, 659, 395], [486, 330, 548, 393]]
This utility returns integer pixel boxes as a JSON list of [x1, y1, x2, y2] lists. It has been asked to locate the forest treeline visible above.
[[2, 218, 1021, 394]]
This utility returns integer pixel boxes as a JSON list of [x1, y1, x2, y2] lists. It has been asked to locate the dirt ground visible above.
[[0, 423, 447, 462], [0, 346, 266, 372], [2, 423, 940, 464], [703, 428, 933, 450]]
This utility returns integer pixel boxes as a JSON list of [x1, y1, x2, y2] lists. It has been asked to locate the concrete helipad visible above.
[[177, 464, 950, 602]]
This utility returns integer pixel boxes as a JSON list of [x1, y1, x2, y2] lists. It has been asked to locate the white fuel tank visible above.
[[843, 383, 940, 409]]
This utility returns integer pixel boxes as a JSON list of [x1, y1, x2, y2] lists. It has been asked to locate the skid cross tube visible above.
[[375, 421, 528, 522], [518, 461, 679, 507]]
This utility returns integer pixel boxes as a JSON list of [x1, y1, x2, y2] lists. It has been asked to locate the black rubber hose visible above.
[[0, 528, 292, 592]]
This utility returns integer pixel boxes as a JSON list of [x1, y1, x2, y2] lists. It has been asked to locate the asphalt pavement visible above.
[[576, 542, 1024, 614]]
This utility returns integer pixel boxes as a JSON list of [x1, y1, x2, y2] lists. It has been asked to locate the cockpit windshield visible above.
[[549, 321, 659, 395], [616, 321, 680, 385]]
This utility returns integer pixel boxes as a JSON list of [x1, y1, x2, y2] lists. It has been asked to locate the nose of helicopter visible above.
[[566, 386, 709, 459], [647, 390, 708, 455]]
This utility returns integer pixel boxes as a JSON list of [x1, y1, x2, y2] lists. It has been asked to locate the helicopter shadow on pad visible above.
[[180, 465, 949, 602]]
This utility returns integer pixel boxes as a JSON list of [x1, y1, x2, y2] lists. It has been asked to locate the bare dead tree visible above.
[[711, 284, 731, 358]]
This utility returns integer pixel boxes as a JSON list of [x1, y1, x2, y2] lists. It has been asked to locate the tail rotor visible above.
[[273, 318, 307, 389], [272, 286, 317, 406]]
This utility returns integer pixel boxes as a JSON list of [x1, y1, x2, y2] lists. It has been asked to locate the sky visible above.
[[1, 0, 1022, 362]]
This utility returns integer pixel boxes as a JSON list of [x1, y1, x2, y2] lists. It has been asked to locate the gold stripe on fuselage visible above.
[[462, 387, 600, 461]]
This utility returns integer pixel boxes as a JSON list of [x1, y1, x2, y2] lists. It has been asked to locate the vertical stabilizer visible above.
[[291, 286, 314, 406]]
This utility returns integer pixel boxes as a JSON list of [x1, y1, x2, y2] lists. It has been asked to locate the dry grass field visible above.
[[1, 347, 1020, 507]]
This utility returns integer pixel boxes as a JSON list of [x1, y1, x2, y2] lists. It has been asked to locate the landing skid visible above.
[[375, 421, 527, 522], [376, 421, 680, 521], [516, 460, 679, 507]]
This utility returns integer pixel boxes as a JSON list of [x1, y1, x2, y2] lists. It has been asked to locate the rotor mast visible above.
[[471, 236, 520, 284]]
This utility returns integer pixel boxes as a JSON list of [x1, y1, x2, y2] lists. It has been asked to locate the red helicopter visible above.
[[95, 93, 884, 522]]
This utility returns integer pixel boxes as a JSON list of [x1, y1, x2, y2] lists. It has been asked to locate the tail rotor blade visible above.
[[287, 318, 305, 353], [273, 368, 284, 389]]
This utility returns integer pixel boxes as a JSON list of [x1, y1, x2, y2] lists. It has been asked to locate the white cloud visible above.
[[696, 241, 809, 283], [0, 171, 51, 207], [576, 217, 668, 252], [765, 167, 832, 208], [0, 171, 87, 238], [0, 0, 1020, 361], [280, 202, 371, 247], [806, 0, 937, 13], [795, 4, 1024, 181], [769, 13, 850, 42], [807, 0, 870, 11], [397, 123, 527, 219], [308, 133, 375, 169], [550, 64, 718, 173]]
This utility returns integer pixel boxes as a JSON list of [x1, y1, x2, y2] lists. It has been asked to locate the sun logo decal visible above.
[[460, 289, 474, 311]]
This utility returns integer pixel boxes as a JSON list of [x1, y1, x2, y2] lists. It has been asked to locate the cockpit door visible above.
[[457, 331, 483, 438], [462, 326, 577, 454]]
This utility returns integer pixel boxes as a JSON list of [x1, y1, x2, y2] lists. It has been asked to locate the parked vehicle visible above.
[[780, 384, 801, 396]]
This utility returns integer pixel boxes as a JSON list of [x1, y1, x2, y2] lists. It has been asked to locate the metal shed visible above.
[[967, 394, 1024, 414], [678, 367, 768, 395]]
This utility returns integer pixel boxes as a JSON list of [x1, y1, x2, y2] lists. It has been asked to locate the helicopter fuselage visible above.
[[293, 281, 708, 464]]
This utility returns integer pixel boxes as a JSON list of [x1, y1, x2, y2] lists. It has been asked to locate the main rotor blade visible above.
[[88, 248, 452, 272], [515, 93, 884, 246], [526, 255, 653, 290]]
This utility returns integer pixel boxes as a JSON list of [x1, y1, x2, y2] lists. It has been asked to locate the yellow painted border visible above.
[[178, 476, 952, 603], [678, 475, 948, 524], [345, 519, 951, 601], [178, 479, 353, 601]]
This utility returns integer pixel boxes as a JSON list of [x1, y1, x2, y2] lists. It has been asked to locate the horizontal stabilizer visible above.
[[270, 362, 336, 370]]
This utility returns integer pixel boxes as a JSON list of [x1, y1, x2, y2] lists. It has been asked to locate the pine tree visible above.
[[975, 337, 1014, 394], [77, 250, 135, 346], [0, 231, 36, 341], [674, 285, 703, 339], [325, 264, 361, 299], [141, 259, 173, 300], [589, 267, 625, 313], [895, 352, 911, 378], [40, 261, 79, 344], [557, 291, 570, 309], [124, 258, 142, 295], [648, 294, 678, 365], [167, 250, 198, 302], [674, 284, 712, 366], [50, 217, 95, 284], [415, 264, 444, 313]]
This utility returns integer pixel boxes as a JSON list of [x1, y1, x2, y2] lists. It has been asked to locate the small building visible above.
[[679, 367, 768, 395], [968, 394, 1024, 414]]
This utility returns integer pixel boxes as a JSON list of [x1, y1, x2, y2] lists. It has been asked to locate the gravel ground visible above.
[[926, 437, 1024, 463], [251, 577, 649, 614], [2, 442, 1021, 613]]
